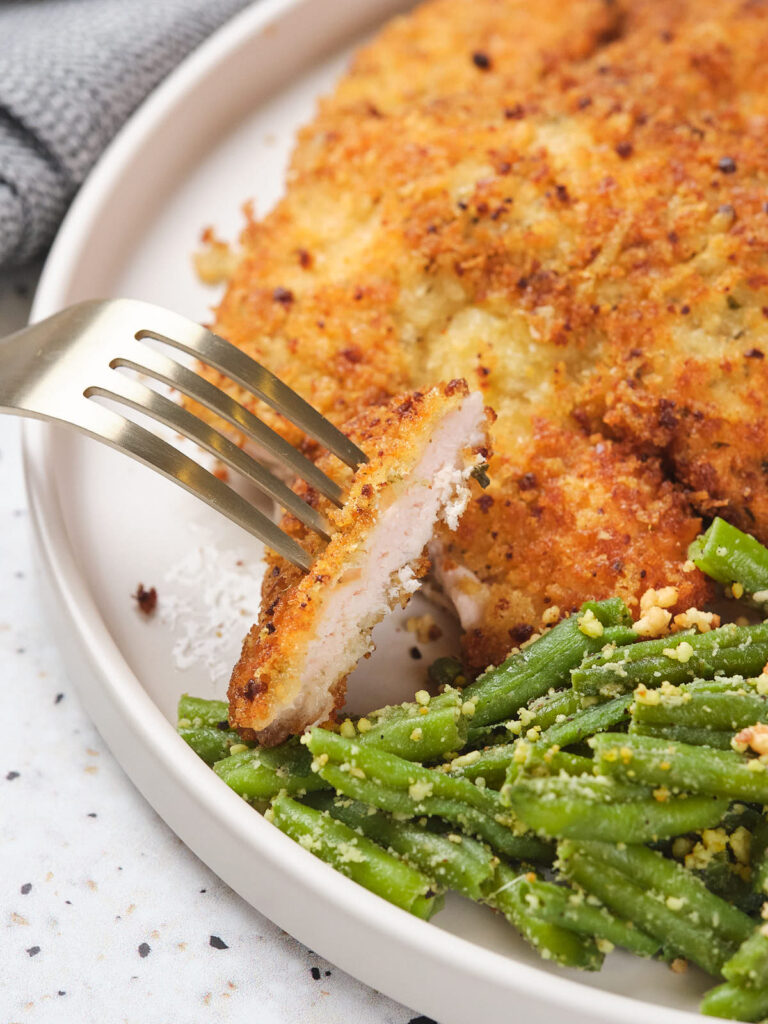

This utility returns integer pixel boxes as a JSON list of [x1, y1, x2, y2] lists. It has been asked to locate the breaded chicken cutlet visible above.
[[229, 382, 489, 744], [190, 0, 768, 675]]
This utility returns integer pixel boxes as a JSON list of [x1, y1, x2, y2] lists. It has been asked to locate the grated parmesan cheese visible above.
[[160, 528, 266, 681]]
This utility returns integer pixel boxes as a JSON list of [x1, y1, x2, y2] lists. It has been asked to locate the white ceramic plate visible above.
[[24, 3, 712, 1021]]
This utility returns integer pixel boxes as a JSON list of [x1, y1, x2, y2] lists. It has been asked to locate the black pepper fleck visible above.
[[409, 647, 423, 661], [54, 693, 64, 704], [21, 883, 32, 894], [615, 141, 633, 159], [216, 720, 230, 731], [210, 935, 229, 949], [310, 967, 322, 980], [471, 51, 492, 70], [138, 942, 151, 958], [57, 991, 66, 996], [325, 970, 331, 976], [26, 946, 40, 957], [6, 771, 19, 780], [87, 812, 97, 818], [718, 156, 737, 174]]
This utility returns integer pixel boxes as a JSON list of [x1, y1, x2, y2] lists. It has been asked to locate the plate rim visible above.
[[21, 2, 707, 1021]]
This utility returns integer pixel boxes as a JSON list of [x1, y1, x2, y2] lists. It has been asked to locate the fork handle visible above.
[[0, 304, 101, 417]]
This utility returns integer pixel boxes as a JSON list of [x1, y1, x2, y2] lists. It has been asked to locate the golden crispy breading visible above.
[[229, 381, 489, 744], [191, 0, 768, 669], [437, 422, 710, 668]]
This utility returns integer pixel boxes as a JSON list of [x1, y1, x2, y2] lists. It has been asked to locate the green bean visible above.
[[504, 744, 593, 784], [757, 858, 768, 897], [754, 831, 768, 897], [504, 689, 582, 738], [690, 517, 768, 601], [539, 694, 633, 749], [179, 726, 249, 765], [308, 727, 499, 813], [354, 688, 470, 761], [177, 694, 251, 764], [572, 622, 768, 699], [700, 981, 768, 1021], [742, 810, 768, 897], [591, 732, 768, 804], [629, 721, 735, 750], [452, 689, 618, 786], [447, 743, 520, 787], [178, 694, 230, 728], [723, 925, 768, 990], [684, 676, 763, 694], [214, 740, 327, 800], [631, 688, 768, 733], [318, 762, 550, 863], [462, 598, 634, 729], [686, 805, 768, 916], [698, 856, 763, 917], [212, 688, 471, 800], [307, 728, 551, 863], [454, 692, 630, 786], [508, 875, 660, 957], [485, 865, 603, 970], [502, 773, 728, 843], [428, 656, 466, 688], [449, 737, 592, 787], [308, 793, 497, 900], [558, 842, 735, 975], [268, 794, 441, 919], [565, 841, 753, 947]]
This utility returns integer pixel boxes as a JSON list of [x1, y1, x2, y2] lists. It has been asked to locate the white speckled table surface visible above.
[[0, 268, 425, 1024]]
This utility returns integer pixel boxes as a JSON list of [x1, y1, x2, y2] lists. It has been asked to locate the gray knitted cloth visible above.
[[0, 0, 253, 269]]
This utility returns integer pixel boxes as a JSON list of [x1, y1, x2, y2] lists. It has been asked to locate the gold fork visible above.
[[1, 298, 367, 570]]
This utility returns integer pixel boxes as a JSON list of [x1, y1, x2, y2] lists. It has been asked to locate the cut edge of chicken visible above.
[[232, 386, 488, 745]]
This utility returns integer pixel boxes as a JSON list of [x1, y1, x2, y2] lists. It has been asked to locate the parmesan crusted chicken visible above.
[[229, 382, 489, 745], [192, 0, 768, 673]]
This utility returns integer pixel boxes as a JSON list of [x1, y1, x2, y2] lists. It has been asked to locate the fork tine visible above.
[[85, 373, 332, 541], [67, 397, 314, 571], [127, 301, 367, 470], [112, 344, 344, 507]]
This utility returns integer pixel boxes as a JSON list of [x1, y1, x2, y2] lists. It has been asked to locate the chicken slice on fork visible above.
[[228, 379, 490, 745]]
